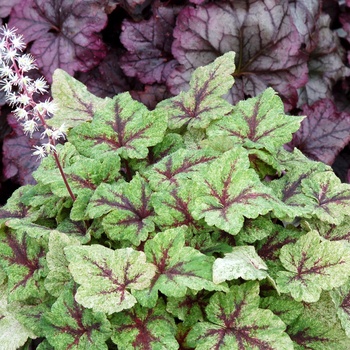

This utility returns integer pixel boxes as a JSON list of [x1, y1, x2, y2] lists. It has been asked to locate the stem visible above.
[[53, 151, 76, 202]]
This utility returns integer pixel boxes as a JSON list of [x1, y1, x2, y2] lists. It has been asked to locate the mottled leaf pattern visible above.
[[65, 245, 156, 314], [111, 300, 178, 350], [186, 282, 293, 349], [87, 174, 155, 245], [207, 88, 304, 154], [276, 231, 350, 302], [190, 148, 282, 234], [157, 51, 235, 129], [133, 227, 223, 308], [69, 92, 167, 159], [41, 282, 111, 350], [213, 246, 269, 284]]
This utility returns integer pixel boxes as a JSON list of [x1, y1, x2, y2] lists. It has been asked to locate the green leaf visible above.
[[156, 51, 235, 129], [41, 282, 111, 350], [87, 174, 155, 246], [190, 148, 282, 235], [186, 282, 293, 349], [0, 228, 48, 302], [330, 278, 350, 338], [276, 231, 350, 302], [133, 227, 224, 308], [110, 299, 178, 350], [145, 148, 217, 191], [65, 245, 156, 314], [301, 171, 350, 224], [213, 246, 269, 284], [45, 231, 80, 297], [49, 68, 110, 129], [0, 284, 36, 350], [288, 292, 350, 349], [68, 92, 168, 159], [207, 87, 304, 153]]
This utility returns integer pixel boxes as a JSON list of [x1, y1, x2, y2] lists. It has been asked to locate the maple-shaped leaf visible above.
[[207, 88, 305, 155], [0, 227, 48, 302], [133, 227, 223, 308], [45, 231, 80, 297], [213, 246, 269, 284], [68, 92, 168, 160], [301, 171, 350, 225], [151, 183, 204, 230], [49, 69, 111, 129], [166, 290, 208, 327], [86, 174, 155, 246], [41, 282, 112, 350], [170, 2, 308, 109], [276, 231, 350, 303], [64, 245, 156, 314], [145, 148, 217, 191], [301, 217, 350, 243], [76, 48, 130, 99], [157, 51, 235, 129], [330, 278, 350, 338], [9, 0, 107, 82], [289, 99, 350, 165], [120, 6, 178, 84], [0, 284, 37, 350], [298, 14, 350, 106], [190, 148, 282, 235], [288, 292, 350, 349], [110, 299, 178, 350], [186, 281, 293, 349]]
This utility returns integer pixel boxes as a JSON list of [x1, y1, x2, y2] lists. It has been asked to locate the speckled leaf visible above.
[[68, 92, 167, 159], [41, 282, 111, 350], [45, 231, 80, 297], [288, 292, 350, 349], [0, 284, 36, 350], [49, 69, 110, 129], [110, 299, 178, 350], [207, 88, 304, 154], [190, 148, 282, 235], [133, 227, 223, 308], [0, 228, 47, 302], [276, 231, 350, 302], [64, 245, 156, 314], [157, 51, 235, 129], [213, 246, 269, 284], [86, 174, 155, 246], [301, 171, 350, 225], [145, 148, 217, 191], [186, 282, 293, 349]]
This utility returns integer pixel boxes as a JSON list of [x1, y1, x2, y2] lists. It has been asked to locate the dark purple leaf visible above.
[[76, 48, 130, 99], [2, 114, 41, 185], [0, 0, 21, 17], [289, 99, 350, 165], [130, 84, 172, 110], [120, 6, 178, 85], [169, 1, 308, 110], [298, 14, 350, 106], [116, 0, 153, 20], [9, 0, 108, 82]]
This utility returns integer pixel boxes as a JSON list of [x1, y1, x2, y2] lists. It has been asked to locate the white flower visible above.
[[33, 76, 48, 94], [32, 145, 46, 160], [5, 92, 18, 106], [16, 93, 31, 106], [11, 34, 25, 51], [0, 65, 14, 78], [22, 119, 38, 137], [42, 142, 56, 154], [16, 54, 36, 72], [0, 79, 13, 93], [14, 107, 29, 120], [0, 25, 17, 39]]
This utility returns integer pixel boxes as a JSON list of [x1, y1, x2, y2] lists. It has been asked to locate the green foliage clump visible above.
[[1, 52, 350, 349]]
